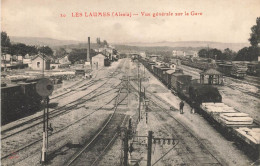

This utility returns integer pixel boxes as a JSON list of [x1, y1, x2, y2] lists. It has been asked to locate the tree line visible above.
[[1, 31, 54, 57], [198, 17, 260, 61], [67, 38, 110, 64], [1, 32, 114, 64]]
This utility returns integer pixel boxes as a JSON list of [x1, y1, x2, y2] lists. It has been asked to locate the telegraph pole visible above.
[[123, 129, 129, 166], [41, 98, 47, 163], [147, 131, 153, 166], [42, 54, 44, 77], [46, 97, 50, 148], [144, 63, 145, 80], [138, 55, 141, 122], [207, 44, 209, 59]]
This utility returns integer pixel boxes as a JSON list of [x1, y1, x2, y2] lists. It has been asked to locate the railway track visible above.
[[128, 62, 222, 165], [1, 84, 121, 161], [1, 59, 127, 136], [149, 96, 222, 165], [1, 60, 128, 161], [65, 86, 129, 166], [1, 84, 118, 141], [230, 75, 260, 89], [1, 79, 98, 135], [129, 79, 222, 165], [50, 79, 98, 100], [226, 84, 260, 99], [180, 64, 260, 99], [1, 78, 115, 137]]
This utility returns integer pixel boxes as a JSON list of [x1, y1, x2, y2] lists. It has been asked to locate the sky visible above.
[[1, 0, 260, 43]]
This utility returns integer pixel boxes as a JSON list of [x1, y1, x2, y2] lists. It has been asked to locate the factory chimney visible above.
[[87, 37, 90, 62]]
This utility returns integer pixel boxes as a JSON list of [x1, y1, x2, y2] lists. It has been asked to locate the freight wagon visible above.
[[1, 82, 42, 125], [217, 63, 247, 79], [138, 57, 260, 156], [247, 63, 260, 77]]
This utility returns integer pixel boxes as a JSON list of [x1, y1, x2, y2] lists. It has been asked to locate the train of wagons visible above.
[[1, 77, 63, 125], [104, 54, 119, 66], [180, 59, 248, 79], [138, 57, 260, 158], [247, 62, 260, 77]]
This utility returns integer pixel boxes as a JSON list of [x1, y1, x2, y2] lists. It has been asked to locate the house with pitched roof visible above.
[[31, 54, 51, 70]]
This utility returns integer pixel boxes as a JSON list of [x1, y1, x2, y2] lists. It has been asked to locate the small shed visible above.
[[31, 54, 51, 70], [200, 68, 222, 85], [92, 54, 107, 68]]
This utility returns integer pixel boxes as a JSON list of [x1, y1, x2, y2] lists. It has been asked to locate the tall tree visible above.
[[222, 48, 236, 60], [249, 17, 260, 47], [68, 49, 87, 64], [38, 46, 53, 56], [96, 37, 101, 45], [234, 47, 259, 61], [198, 49, 208, 58], [103, 40, 108, 46], [1, 31, 11, 48], [55, 48, 67, 58], [10, 43, 37, 56], [209, 48, 222, 59]]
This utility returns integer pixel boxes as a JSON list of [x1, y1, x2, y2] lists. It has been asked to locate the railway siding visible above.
[[130, 58, 254, 165]]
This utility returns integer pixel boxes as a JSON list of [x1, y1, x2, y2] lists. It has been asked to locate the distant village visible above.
[[1, 33, 119, 72]]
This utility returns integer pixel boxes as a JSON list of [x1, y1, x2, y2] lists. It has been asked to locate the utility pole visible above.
[[144, 63, 145, 80], [139, 77, 142, 119], [144, 87, 146, 99], [42, 55, 44, 77], [127, 76, 130, 106], [123, 129, 129, 166], [4, 54, 7, 72], [138, 55, 141, 122], [147, 131, 153, 166], [41, 56, 46, 163], [207, 44, 209, 59], [46, 97, 50, 148], [41, 98, 47, 163]]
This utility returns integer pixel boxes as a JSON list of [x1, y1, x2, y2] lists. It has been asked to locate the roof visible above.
[[154, 65, 161, 68], [160, 68, 171, 71], [31, 54, 52, 61], [218, 64, 233, 67], [92, 53, 107, 58], [172, 73, 184, 76], [56, 54, 68, 60], [166, 70, 176, 74], [200, 68, 222, 75]]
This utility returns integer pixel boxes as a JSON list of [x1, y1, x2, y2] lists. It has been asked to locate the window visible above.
[[37, 62, 40, 68]]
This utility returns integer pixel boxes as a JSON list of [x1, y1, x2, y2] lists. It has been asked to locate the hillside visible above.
[[114, 45, 204, 53], [114, 41, 250, 52], [9, 36, 250, 52], [9, 36, 82, 47]]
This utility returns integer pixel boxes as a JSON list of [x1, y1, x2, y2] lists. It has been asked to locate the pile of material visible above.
[[219, 113, 253, 125], [236, 127, 260, 144], [201, 102, 236, 114]]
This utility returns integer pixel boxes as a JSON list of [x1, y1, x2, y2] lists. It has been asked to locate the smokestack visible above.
[[87, 37, 90, 62]]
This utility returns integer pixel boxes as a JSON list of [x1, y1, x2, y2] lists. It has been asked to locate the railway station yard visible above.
[[1, 58, 259, 166]]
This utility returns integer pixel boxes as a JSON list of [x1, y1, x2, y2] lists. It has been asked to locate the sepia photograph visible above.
[[1, 0, 260, 165]]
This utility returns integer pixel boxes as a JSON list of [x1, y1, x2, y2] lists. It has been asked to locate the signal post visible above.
[[36, 78, 54, 164]]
